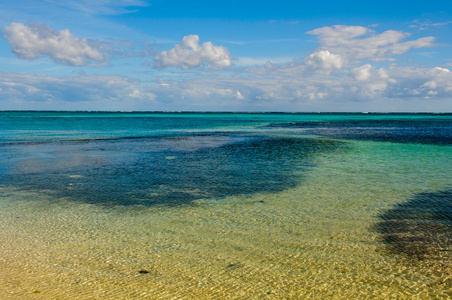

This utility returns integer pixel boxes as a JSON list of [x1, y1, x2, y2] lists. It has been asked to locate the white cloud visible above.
[[304, 50, 344, 72], [378, 66, 452, 99], [435, 67, 450, 73], [307, 25, 436, 63], [410, 20, 452, 31], [351, 64, 372, 81], [217, 89, 244, 99], [144, 62, 452, 109], [250, 25, 436, 78], [307, 25, 372, 42], [1, 22, 450, 112], [235, 56, 294, 67], [3, 23, 107, 66], [2, 63, 452, 111], [0, 72, 155, 108], [153, 35, 232, 69]]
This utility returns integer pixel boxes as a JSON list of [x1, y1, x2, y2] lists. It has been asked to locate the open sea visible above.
[[0, 111, 451, 299]]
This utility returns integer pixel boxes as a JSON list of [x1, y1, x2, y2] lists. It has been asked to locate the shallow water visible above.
[[0, 112, 451, 299]]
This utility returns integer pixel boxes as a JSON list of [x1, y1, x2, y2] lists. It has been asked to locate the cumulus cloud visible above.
[[1, 22, 450, 111], [3, 22, 107, 66], [307, 25, 436, 62], [350, 64, 372, 81], [387, 66, 452, 99], [141, 62, 452, 110], [254, 25, 436, 77], [304, 50, 344, 73], [153, 35, 232, 69]]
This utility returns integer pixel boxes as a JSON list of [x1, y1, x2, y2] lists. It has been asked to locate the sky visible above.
[[0, 0, 451, 112]]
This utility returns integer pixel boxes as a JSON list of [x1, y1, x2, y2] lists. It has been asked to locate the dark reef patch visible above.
[[265, 119, 452, 145], [1, 133, 339, 206], [375, 189, 452, 268]]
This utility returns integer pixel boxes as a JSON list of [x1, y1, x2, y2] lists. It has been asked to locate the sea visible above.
[[0, 111, 451, 299]]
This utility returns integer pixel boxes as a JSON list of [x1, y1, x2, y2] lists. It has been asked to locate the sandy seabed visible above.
[[1, 140, 451, 299]]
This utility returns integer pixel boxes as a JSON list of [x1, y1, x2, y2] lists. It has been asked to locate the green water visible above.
[[0, 112, 451, 299]]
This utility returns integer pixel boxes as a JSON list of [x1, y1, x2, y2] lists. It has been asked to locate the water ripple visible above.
[[376, 188, 452, 268]]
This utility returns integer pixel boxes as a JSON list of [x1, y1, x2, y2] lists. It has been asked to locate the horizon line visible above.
[[1, 110, 451, 115]]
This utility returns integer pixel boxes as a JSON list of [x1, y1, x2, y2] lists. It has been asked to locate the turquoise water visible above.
[[0, 112, 451, 298]]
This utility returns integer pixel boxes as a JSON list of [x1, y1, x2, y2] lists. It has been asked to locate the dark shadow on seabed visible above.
[[375, 189, 452, 269], [0, 134, 341, 206], [265, 119, 452, 145]]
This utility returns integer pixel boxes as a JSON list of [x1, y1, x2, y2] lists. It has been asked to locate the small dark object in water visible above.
[[226, 263, 243, 269], [138, 269, 149, 274]]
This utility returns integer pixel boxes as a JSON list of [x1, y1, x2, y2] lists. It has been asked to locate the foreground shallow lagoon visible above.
[[0, 112, 451, 299]]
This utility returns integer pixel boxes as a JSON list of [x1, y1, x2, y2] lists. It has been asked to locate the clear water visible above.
[[0, 112, 451, 299]]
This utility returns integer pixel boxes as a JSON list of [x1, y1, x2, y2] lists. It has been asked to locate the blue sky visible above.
[[0, 0, 451, 112]]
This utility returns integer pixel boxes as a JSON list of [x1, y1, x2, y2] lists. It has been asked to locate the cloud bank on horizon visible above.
[[0, 0, 451, 112]]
